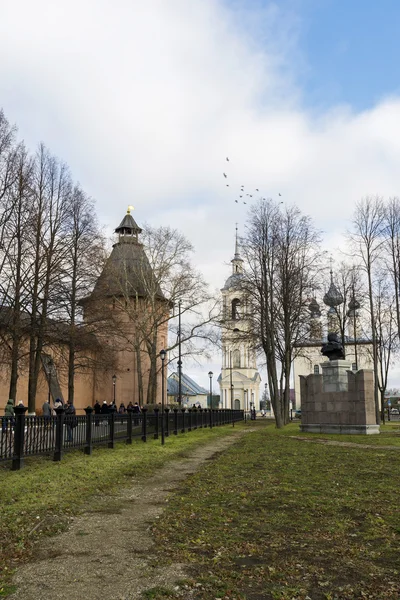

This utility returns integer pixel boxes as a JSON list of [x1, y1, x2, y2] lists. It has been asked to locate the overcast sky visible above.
[[1, 0, 400, 390]]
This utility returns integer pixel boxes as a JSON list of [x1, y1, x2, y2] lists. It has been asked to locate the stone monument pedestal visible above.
[[321, 360, 352, 393], [299, 366, 379, 435]]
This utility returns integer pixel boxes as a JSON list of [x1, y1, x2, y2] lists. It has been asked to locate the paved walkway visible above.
[[10, 430, 247, 600]]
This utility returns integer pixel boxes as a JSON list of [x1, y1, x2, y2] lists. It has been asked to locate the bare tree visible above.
[[321, 262, 365, 357], [349, 196, 386, 423], [242, 199, 321, 427], [26, 145, 72, 411], [55, 185, 108, 403], [383, 197, 400, 340], [374, 281, 398, 424], [0, 145, 35, 400]]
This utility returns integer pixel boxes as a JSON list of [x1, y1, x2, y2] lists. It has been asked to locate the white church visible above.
[[218, 232, 261, 410]]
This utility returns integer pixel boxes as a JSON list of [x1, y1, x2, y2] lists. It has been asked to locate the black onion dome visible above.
[[323, 281, 343, 307], [348, 297, 360, 311], [308, 298, 321, 317]]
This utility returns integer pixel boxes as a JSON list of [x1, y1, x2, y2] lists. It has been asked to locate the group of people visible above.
[[41, 398, 77, 441], [93, 401, 141, 416], [2, 397, 142, 439], [2, 397, 77, 441]]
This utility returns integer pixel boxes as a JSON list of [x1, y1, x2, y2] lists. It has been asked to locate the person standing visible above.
[[65, 400, 76, 442], [94, 400, 101, 426], [42, 399, 51, 427], [3, 399, 15, 432], [100, 400, 109, 425], [133, 402, 141, 426]]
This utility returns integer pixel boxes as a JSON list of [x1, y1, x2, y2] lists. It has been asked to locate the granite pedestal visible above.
[[299, 363, 379, 435]]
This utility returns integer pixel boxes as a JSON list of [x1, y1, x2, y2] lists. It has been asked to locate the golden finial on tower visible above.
[[127, 205, 134, 214]]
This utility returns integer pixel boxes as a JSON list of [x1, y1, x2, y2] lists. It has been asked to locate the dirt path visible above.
[[10, 430, 248, 600]]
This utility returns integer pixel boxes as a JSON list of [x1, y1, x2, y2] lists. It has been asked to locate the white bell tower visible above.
[[218, 228, 261, 411]]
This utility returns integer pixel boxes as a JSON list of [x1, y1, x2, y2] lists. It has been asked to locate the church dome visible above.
[[223, 272, 244, 291], [348, 297, 360, 311], [323, 281, 343, 307], [308, 298, 321, 317]]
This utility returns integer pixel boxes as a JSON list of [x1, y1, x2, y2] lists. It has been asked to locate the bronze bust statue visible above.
[[321, 332, 345, 360]]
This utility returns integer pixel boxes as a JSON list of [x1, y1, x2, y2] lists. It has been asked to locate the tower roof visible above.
[[87, 208, 164, 301], [223, 226, 244, 290], [115, 206, 142, 236], [323, 268, 343, 307]]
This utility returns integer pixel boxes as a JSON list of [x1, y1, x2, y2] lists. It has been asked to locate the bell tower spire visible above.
[[232, 224, 243, 275]]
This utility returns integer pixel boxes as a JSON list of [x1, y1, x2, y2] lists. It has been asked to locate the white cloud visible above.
[[1, 0, 400, 388]]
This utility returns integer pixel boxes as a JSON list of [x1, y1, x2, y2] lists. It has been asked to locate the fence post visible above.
[[198, 407, 202, 428], [12, 405, 27, 471], [188, 408, 192, 432], [181, 408, 186, 433], [165, 408, 170, 437], [108, 411, 115, 449], [127, 407, 133, 444], [209, 407, 212, 429], [141, 407, 148, 442], [154, 408, 159, 439], [192, 408, 197, 430], [84, 406, 93, 455], [173, 408, 178, 435], [54, 406, 65, 462]]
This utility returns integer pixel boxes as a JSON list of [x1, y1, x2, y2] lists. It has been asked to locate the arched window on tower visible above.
[[232, 298, 240, 320], [233, 349, 241, 368]]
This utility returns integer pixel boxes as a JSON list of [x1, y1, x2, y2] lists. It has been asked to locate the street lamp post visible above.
[[229, 350, 234, 409], [160, 349, 166, 445], [178, 300, 182, 405], [48, 358, 53, 404], [112, 374, 116, 405], [208, 371, 213, 428]]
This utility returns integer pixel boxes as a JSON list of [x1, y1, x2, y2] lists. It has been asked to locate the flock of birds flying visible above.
[[222, 156, 283, 206]]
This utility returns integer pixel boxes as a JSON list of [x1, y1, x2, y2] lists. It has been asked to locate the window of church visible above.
[[232, 298, 240, 320], [233, 349, 240, 368], [314, 365, 320, 374]]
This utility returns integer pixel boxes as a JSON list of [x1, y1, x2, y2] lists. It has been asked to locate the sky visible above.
[[1, 0, 400, 390]]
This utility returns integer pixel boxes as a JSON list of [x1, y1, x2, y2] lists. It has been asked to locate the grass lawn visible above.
[[0, 424, 239, 597], [152, 421, 400, 600]]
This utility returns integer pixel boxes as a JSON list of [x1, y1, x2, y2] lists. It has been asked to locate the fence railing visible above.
[[0, 406, 244, 470]]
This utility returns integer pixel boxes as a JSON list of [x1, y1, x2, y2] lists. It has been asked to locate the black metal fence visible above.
[[0, 405, 244, 470]]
